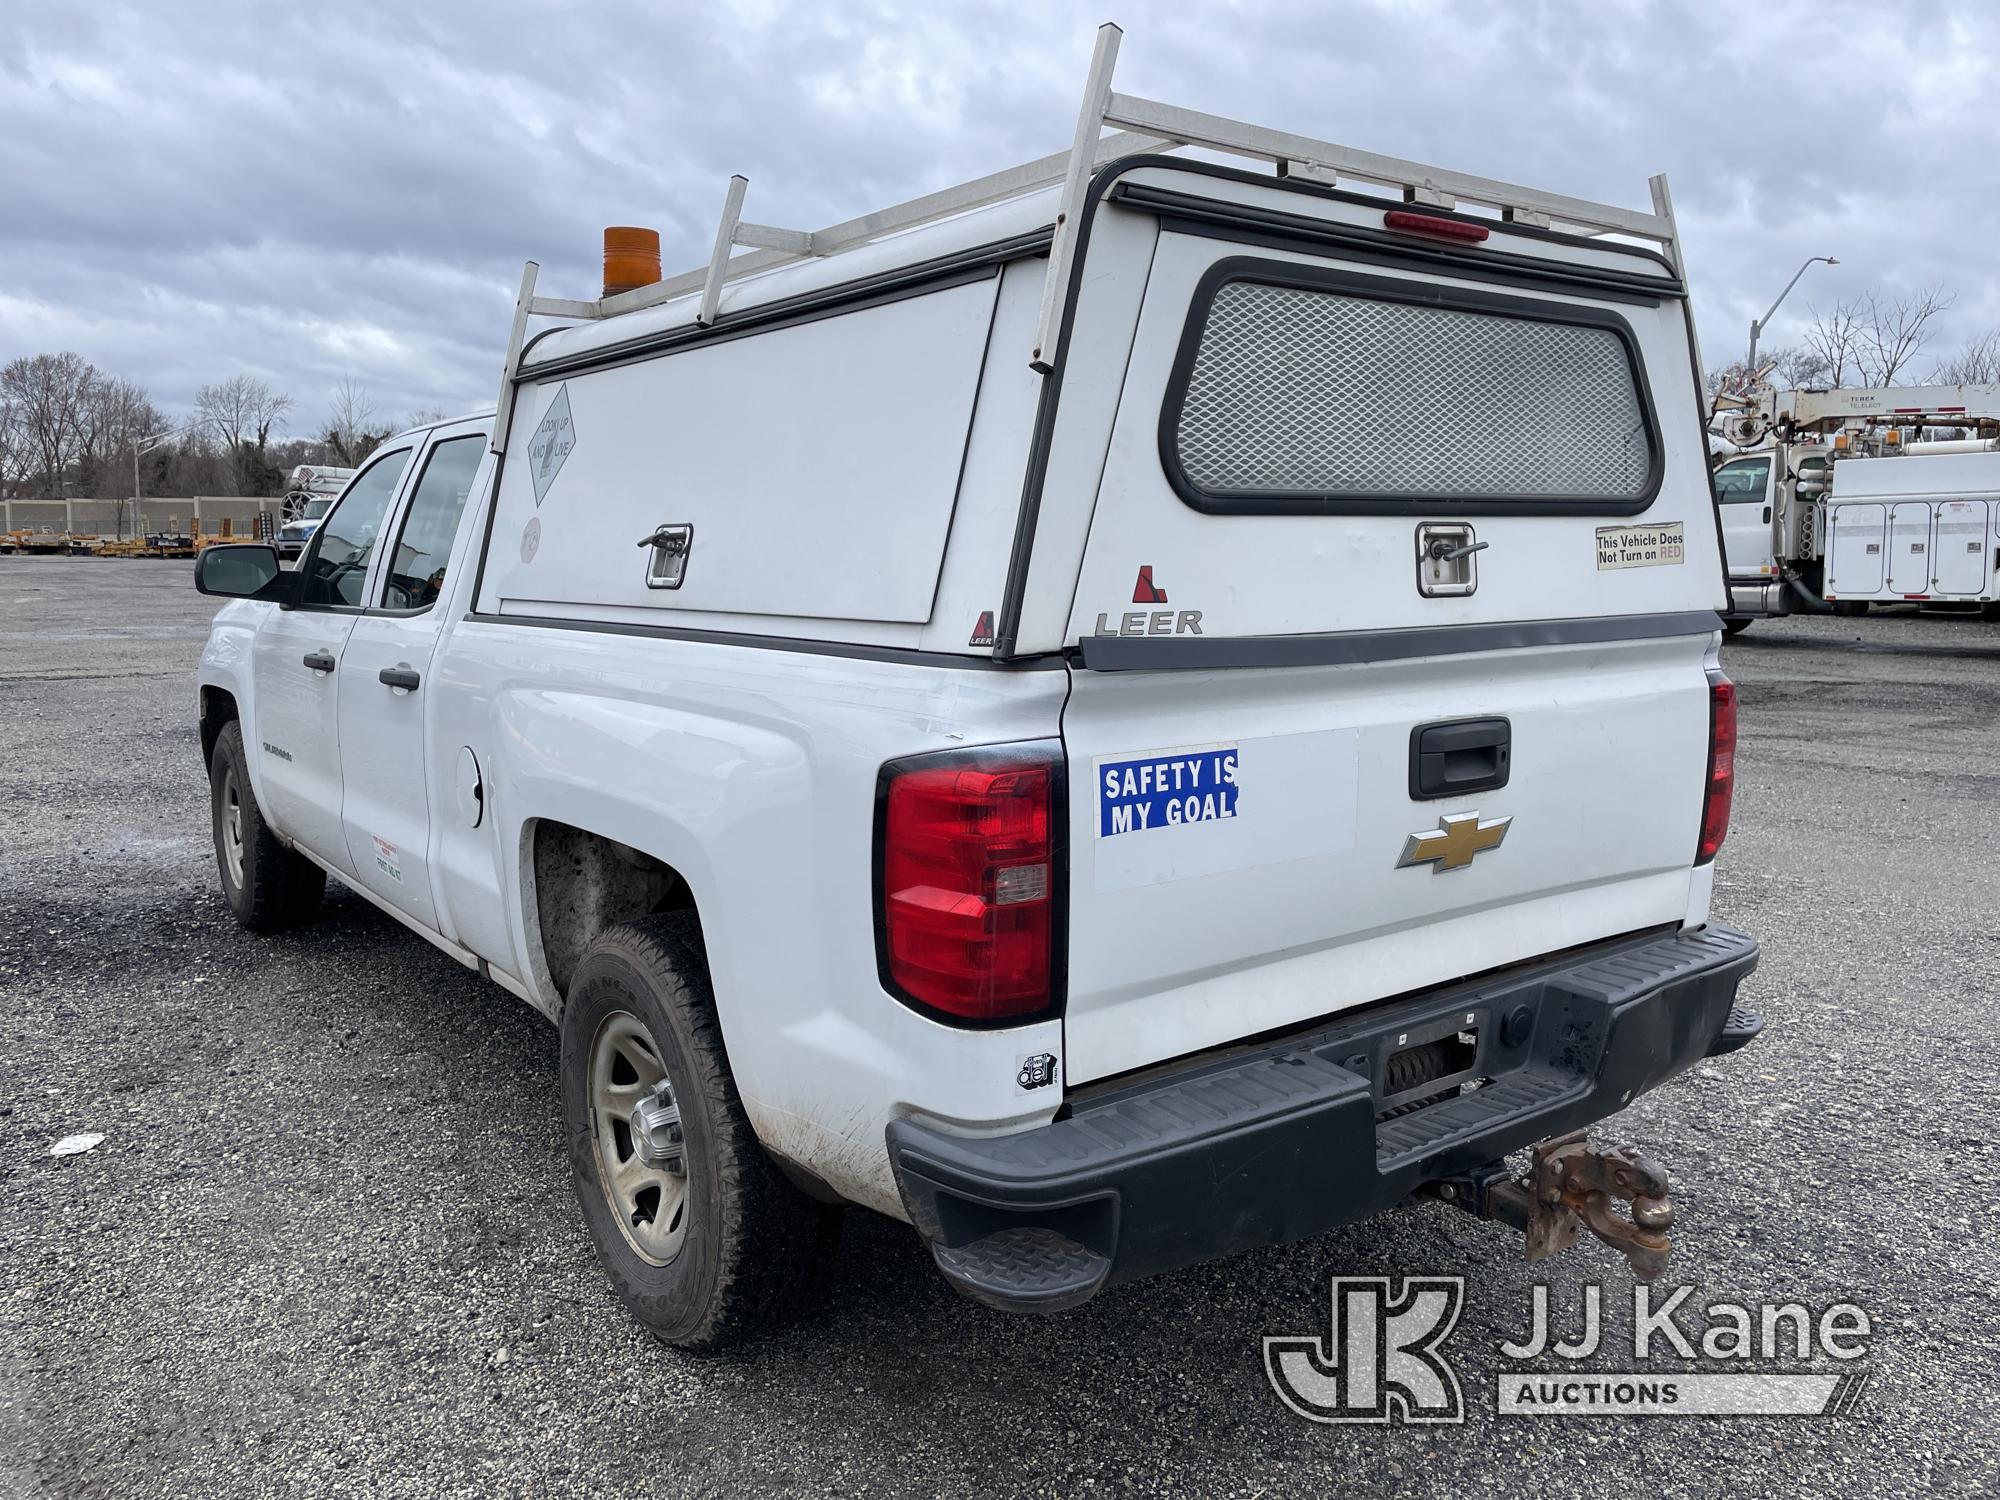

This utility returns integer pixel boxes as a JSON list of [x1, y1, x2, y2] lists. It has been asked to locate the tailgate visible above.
[[1053, 195, 1724, 1084]]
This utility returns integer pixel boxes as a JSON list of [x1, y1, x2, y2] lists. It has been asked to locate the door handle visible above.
[[378, 665, 421, 692], [1762, 506, 1772, 523], [302, 651, 336, 673], [1409, 717, 1512, 800]]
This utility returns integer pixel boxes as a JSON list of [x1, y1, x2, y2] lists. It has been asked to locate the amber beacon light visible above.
[[602, 226, 662, 297]]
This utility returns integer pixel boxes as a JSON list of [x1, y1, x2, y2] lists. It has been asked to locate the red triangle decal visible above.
[[968, 610, 996, 647], [1132, 566, 1167, 604]]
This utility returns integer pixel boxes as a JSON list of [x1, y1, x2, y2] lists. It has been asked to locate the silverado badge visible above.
[[1397, 812, 1512, 874]]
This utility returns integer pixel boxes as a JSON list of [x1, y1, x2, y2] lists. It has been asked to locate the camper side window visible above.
[[1713, 456, 1772, 503]]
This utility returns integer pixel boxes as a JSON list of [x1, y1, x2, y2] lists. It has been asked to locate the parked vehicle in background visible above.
[[188, 24, 1759, 1351], [275, 494, 334, 559], [276, 464, 356, 558], [1822, 450, 2000, 615], [1712, 383, 2000, 627]]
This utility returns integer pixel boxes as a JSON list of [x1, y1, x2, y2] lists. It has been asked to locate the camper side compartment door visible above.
[[1931, 499, 1991, 596], [1888, 502, 1933, 595], [1825, 503, 1886, 597]]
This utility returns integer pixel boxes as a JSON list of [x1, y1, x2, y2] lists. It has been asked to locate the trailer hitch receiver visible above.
[[1438, 1131, 1675, 1281]]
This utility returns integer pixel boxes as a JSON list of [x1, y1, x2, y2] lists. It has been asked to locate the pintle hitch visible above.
[[1432, 1131, 1675, 1281]]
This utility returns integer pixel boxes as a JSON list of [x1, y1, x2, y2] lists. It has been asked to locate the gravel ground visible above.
[[2, 557, 1996, 1498]]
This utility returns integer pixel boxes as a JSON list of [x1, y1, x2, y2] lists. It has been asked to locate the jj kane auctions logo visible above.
[[1266, 1278, 1874, 1422]]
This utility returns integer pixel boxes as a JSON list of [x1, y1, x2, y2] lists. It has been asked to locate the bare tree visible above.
[[1857, 286, 1954, 386], [1929, 328, 2000, 385], [0, 394, 18, 497], [196, 373, 292, 449], [1803, 300, 1867, 389], [322, 376, 378, 463], [1770, 345, 1831, 389], [0, 352, 100, 495], [318, 378, 401, 466], [195, 374, 293, 494]]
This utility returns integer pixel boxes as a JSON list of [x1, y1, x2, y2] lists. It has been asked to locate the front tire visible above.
[[559, 914, 841, 1351], [209, 721, 325, 931]]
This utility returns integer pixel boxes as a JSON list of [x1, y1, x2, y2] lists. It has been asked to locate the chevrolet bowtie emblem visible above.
[[1397, 812, 1512, 873]]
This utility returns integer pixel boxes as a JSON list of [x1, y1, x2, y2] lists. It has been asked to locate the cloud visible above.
[[5, 0, 1998, 436]]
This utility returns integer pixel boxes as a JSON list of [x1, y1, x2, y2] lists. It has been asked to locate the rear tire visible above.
[[1721, 617, 1754, 636], [559, 913, 842, 1351], [1831, 600, 1869, 618], [209, 721, 325, 931]]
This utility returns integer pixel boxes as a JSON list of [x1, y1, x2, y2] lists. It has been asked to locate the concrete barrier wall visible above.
[[4, 496, 277, 537], [5, 501, 71, 532]]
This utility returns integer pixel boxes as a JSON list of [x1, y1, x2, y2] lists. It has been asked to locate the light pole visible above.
[[129, 428, 177, 540], [1747, 256, 1838, 382]]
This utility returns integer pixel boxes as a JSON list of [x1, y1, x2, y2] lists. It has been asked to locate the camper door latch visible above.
[[639, 523, 694, 589], [1416, 522, 1482, 597]]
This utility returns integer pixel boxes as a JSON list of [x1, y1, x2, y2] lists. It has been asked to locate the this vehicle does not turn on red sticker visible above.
[[1596, 522, 1685, 570]]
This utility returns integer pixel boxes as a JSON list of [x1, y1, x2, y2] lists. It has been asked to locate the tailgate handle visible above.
[[1410, 717, 1511, 800]]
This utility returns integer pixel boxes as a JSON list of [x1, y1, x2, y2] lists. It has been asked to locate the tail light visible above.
[[1695, 668, 1737, 864], [1383, 209, 1490, 243], [876, 746, 1062, 1025]]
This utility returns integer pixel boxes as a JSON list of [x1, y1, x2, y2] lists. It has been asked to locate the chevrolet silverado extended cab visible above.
[[192, 28, 1760, 1350]]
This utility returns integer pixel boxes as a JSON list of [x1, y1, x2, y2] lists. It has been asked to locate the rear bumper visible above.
[[888, 922, 1759, 1312]]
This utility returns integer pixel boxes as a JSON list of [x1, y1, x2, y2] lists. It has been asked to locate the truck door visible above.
[[248, 444, 414, 872], [1712, 454, 1776, 579], [1888, 502, 1933, 596], [335, 424, 488, 927], [1825, 503, 1886, 596], [1931, 499, 1990, 596]]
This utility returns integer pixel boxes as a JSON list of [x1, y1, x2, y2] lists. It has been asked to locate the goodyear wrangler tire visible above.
[[559, 913, 842, 1351], [208, 721, 325, 932]]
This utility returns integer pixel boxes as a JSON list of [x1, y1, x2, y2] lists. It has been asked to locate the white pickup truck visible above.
[[191, 32, 1760, 1349]]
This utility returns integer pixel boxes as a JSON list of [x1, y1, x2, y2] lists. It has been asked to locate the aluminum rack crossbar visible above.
[[493, 21, 1682, 449]]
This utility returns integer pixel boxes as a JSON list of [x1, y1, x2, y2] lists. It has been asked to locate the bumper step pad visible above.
[[930, 1227, 1111, 1313], [1706, 1002, 1765, 1056]]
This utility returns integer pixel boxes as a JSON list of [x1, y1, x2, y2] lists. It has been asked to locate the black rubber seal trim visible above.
[[461, 610, 1067, 671], [1075, 609, 1721, 672]]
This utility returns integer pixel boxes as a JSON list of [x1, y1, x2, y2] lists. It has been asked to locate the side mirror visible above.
[[194, 543, 293, 602]]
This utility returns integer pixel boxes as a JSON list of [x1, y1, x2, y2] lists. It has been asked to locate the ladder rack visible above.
[[493, 21, 1683, 450]]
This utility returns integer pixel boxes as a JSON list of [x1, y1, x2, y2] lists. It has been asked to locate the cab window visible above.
[[298, 449, 411, 607], [378, 435, 485, 612], [1713, 455, 1772, 503]]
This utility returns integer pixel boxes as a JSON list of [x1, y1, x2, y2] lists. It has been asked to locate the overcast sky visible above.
[[5, 0, 1997, 436]]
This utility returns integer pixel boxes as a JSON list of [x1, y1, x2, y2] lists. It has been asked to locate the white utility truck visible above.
[[190, 26, 1759, 1349], [1821, 450, 2000, 613], [1713, 383, 2000, 626]]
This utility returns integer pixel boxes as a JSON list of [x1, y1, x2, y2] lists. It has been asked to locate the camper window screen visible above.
[[1165, 270, 1658, 513]]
